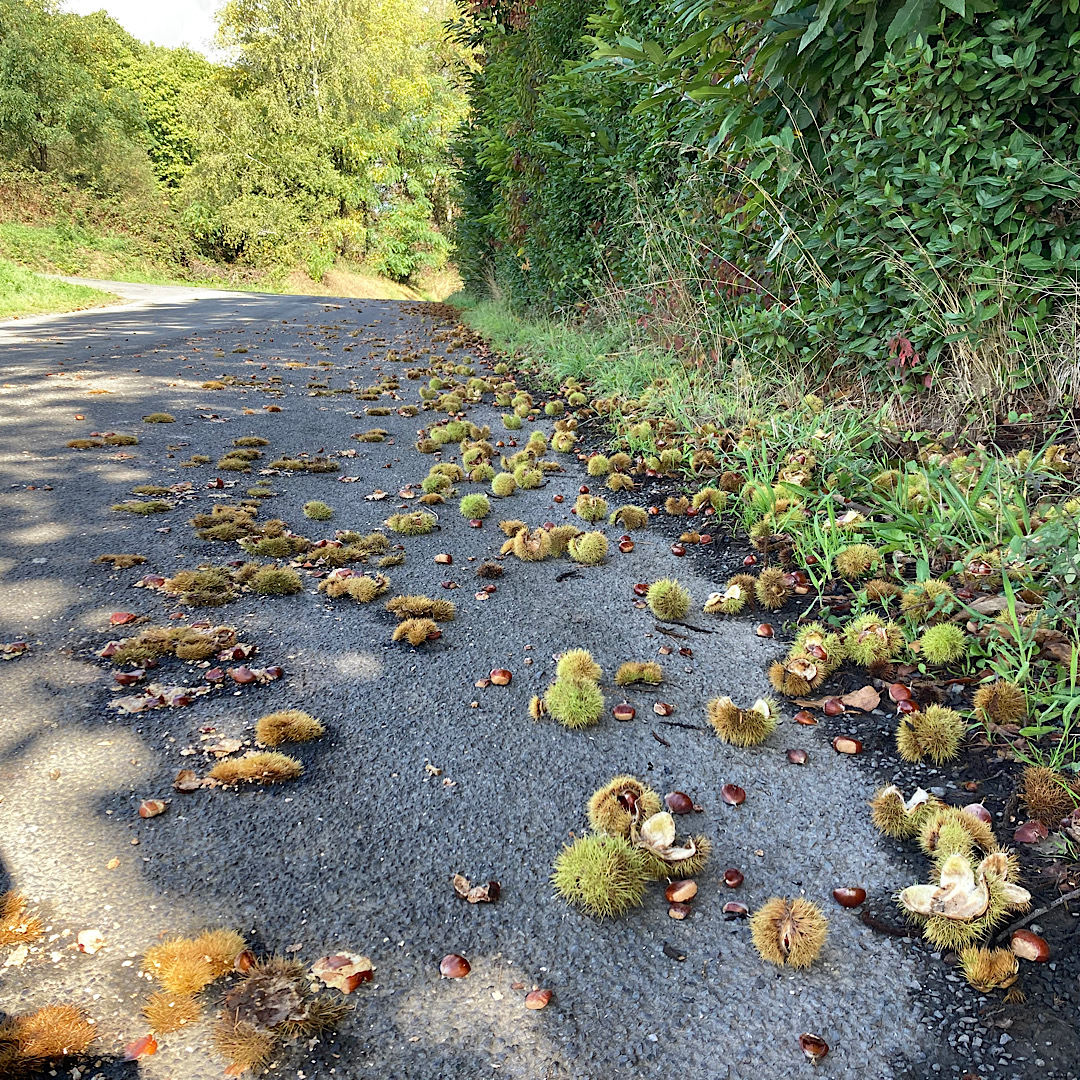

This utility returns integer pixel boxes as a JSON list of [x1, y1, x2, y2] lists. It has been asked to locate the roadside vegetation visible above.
[[0, 0, 467, 313], [451, 0, 1080, 786], [0, 257, 115, 320]]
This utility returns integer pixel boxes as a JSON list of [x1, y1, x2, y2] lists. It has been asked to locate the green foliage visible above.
[[0, 256, 113, 319], [0, 0, 465, 281], [453, 0, 1080, 397]]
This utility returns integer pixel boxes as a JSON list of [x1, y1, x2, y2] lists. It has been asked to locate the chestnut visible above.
[[665, 791, 694, 814], [720, 784, 745, 806], [832, 887, 866, 908], [439, 953, 471, 978], [1010, 929, 1050, 962], [756, 623, 774, 638], [490, 668, 513, 686], [525, 989, 552, 1009], [831, 736, 862, 754], [612, 703, 636, 721], [668, 902, 692, 920], [786, 748, 808, 765], [794, 710, 817, 726], [723, 868, 744, 888], [665, 880, 697, 903]]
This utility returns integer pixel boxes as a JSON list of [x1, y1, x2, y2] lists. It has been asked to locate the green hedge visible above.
[[452, 0, 1080, 393]]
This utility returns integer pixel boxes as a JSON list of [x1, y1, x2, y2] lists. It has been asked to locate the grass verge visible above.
[[454, 289, 1080, 773], [0, 258, 116, 320]]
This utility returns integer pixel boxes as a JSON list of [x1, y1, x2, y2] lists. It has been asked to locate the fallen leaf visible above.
[[106, 857, 120, 870], [76, 929, 105, 954], [109, 612, 138, 626], [123, 1034, 158, 1060], [365, 490, 388, 501], [205, 738, 243, 756], [841, 685, 880, 712], [3, 944, 28, 968], [173, 769, 202, 792], [310, 952, 374, 993]]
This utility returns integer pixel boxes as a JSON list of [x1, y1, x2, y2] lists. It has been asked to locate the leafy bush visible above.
[[368, 196, 450, 281], [453, 0, 1080, 410]]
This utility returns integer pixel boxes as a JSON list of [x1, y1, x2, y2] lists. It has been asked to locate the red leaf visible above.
[[124, 1033, 158, 1060]]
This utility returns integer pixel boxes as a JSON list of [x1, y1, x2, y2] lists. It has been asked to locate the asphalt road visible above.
[[0, 287, 1057, 1080]]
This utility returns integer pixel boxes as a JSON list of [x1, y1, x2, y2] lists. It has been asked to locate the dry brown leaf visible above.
[[841, 685, 880, 712]]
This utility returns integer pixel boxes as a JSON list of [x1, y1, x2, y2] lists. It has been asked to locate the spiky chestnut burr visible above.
[[587, 776, 663, 838], [865, 578, 903, 603], [610, 505, 649, 529], [646, 578, 691, 621], [707, 697, 777, 746], [386, 511, 437, 536], [491, 473, 517, 497], [606, 472, 635, 492], [924, 805, 998, 856], [255, 710, 325, 747], [586, 455, 611, 477], [512, 527, 553, 561], [638, 834, 712, 880], [211, 1021, 277, 1076], [691, 487, 727, 512], [568, 531, 609, 565], [915, 623, 968, 664], [143, 930, 247, 993], [544, 678, 604, 729], [869, 785, 938, 838], [900, 579, 956, 623], [385, 595, 456, 621], [834, 544, 880, 579], [1019, 765, 1079, 828], [664, 496, 690, 515], [548, 525, 581, 556], [528, 695, 546, 720], [614, 661, 663, 686], [6, 1004, 98, 1064], [959, 946, 1019, 993], [750, 897, 828, 968], [391, 618, 441, 646], [973, 680, 1027, 725], [208, 752, 303, 786], [703, 572, 757, 615], [459, 493, 491, 519], [551, 834, 648, 918], [574, 494, 609, 522], [843, 614, 905, 666], [143, 991, 202, 1033], [754, 567, 790, 610], [768, 656, 823, 697], [556, 649, 602, 683], [896, 704, 966, 764], [498, 518, 528, 537], [791, 623, 846, 675]]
